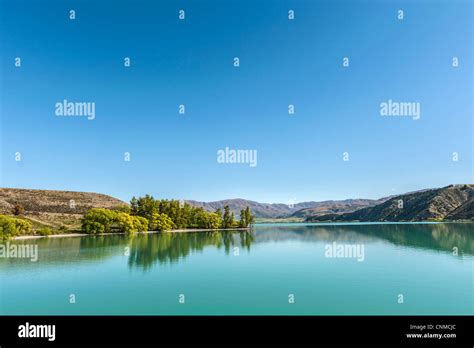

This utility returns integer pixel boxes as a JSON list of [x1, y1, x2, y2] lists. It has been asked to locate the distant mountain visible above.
[[2, 185, 471, 229], [186, 198, 383, 219], [289, 199, 387, 219], [186, 199, 310, 218], [305, 185, 474, 222], [0, 188, 385, 224]]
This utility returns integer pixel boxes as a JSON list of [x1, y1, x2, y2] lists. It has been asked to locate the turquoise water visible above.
[[0, 223, 472, 315]]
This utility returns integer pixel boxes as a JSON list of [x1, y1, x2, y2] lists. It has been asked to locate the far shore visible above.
[[12, 227, 251, 240], [9, 220, 473, 241]]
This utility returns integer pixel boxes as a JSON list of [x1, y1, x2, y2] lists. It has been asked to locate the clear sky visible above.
[[1, 0, 472, 203]]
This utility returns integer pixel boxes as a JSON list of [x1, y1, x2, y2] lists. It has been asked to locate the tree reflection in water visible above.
[[2, 224, 470, 271], [127, 231, 254, 270]]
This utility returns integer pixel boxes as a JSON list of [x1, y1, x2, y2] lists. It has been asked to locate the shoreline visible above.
[[10, 220, 473, 240], [12, 227, 251, 240]]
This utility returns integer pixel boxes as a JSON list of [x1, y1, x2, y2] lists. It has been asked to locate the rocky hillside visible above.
[[0, 188, 127, 230], [306, 185, 474, 222]]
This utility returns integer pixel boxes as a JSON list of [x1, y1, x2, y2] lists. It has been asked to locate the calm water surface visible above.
[[0, 223, 472, 315]]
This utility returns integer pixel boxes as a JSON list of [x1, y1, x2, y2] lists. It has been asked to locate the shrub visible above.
[[13, 218, 33, 234], [150, 213, 174, 231], [116, 212, 138, 234], [194, 210, 222, 229], [113, 204, 131, 214], [0, 215, 32, 239], [82, 208, 117, 234], [116, 213, 149, 234], [38, 227, 53, 236], [0, 215, 19, 239], [82, 209, 149, 234], [201, 212, 222, 229], [133, 216, 149, 232], [208, 213, 222, 229], [83, 221, 106, 234]]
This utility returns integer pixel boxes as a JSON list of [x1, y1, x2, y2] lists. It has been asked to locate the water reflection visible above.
[[0, 223, 472, 271], [255, 223, 474, 255], [128, 231, 253, 270]]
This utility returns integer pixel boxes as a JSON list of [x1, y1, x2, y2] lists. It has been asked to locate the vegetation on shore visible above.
[[4, 184, 470, 239], [0, 215, 33, 239], [80, 195, 254, 235], [1, 184, 471, 238], [0, 194, 255, 239]]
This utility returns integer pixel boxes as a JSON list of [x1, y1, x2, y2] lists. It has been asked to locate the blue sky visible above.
[[1, 0, 472, 203]]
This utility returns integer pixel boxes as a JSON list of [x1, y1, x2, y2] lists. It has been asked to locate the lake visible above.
[[0, 223, 472, 315]]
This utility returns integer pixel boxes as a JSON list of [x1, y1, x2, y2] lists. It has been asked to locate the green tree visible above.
[[81, 208, 117, 234], [133, 216, 149, 232], [222, 205, 232, 228], [181, 203, 191, 228], [112, 195, 253, 232], [14, 218, 33, 234], [116, 212, 138, 233], [0, 215, 19, 239], [150, 213, 174, 231], [82, 208, 149, 234], [136, 195, 158, 222], [244, 206, 254, 227], [239, 209, 246, 227], [208, 212, 222, 229], [195, 211, 221, 229], [130, 196, 139, 215], [0, 215, 32, 239], [38, 227, 53, 236], [114, 204, 131, 214]]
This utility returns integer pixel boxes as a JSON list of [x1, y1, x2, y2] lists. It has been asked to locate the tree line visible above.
[[81, 195, 254, 234]]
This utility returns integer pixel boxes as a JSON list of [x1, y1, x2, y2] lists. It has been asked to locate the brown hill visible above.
[[0, 188, 127, 230]]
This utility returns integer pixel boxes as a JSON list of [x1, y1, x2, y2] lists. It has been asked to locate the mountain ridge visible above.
[[0, 188, 385, 226], [305, 184, 473, 222], [1, 185, 472, 231], [186, 198, 382, 219]]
